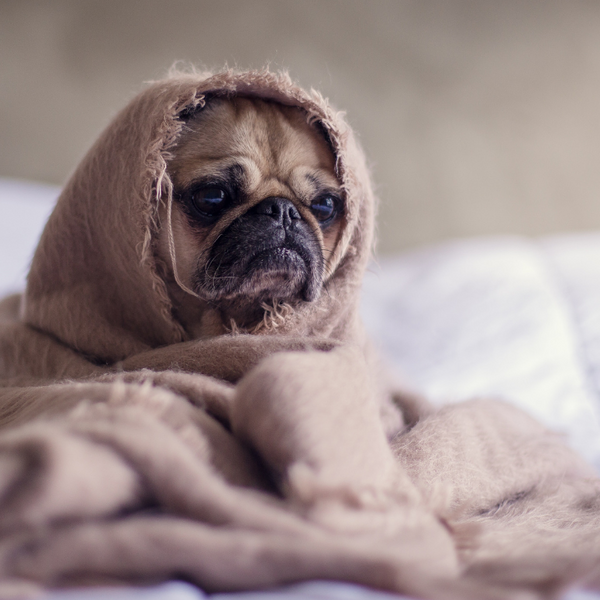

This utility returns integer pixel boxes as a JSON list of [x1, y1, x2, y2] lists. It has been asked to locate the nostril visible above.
[[252, 197, 301, 225], [287, 203, 301, 220]]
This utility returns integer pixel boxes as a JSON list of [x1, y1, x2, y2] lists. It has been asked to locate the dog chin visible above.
[[227, 268, 307, 301]]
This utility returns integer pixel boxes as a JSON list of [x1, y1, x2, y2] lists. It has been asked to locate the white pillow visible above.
[[361, 236, 600, 467], [0, 178, 58, 296]]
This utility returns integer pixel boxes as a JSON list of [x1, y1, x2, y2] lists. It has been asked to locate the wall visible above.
[[2, 0, 600, 253]]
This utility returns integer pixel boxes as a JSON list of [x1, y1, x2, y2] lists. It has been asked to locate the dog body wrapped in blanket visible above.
[[0, 69, 599, 600]]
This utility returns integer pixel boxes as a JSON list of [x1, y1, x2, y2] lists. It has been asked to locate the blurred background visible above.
[[2, 0, 600, 254]]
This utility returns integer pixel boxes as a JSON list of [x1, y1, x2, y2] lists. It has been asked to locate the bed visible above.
[[1, 178, 597, 600]]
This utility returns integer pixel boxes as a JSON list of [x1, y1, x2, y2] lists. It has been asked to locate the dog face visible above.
[[158, 96, 343, 332]]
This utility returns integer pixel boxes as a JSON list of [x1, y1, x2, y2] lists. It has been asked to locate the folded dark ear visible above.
[[312, 119, 336, 156]]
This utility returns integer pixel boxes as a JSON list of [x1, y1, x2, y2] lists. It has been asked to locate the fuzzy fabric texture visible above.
[[0, 69, 599, 599]]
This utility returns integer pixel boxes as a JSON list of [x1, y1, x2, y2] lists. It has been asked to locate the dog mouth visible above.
[[242, 250, 307, 298], [248, 246, 304, 270], [197, 241, 320, 303]]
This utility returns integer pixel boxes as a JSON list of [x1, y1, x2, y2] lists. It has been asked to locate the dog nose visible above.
[[252, 197, 301, 228]]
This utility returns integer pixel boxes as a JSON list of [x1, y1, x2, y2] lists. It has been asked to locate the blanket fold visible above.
[[1, 68, 600, 600]]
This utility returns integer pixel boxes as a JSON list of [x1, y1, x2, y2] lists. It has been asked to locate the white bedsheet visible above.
[[0, 178, 597, 599]]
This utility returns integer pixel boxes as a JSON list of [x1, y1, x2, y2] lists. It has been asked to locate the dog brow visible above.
[[304, 171, 341, 195], [185, 162, 248, 191], [227, 163, 246, 189]]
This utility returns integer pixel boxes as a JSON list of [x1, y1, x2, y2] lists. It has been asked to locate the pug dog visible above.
[[156, 96, 344, 337]]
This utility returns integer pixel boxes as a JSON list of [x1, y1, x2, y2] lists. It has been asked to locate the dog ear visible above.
[[312, 119, 336, 155], [177, 104, 203, 122], [176, 92, 220, 121]]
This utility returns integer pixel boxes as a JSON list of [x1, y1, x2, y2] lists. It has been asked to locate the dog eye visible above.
[[310, 195, 338, 224], [189, 186, 229, 218]]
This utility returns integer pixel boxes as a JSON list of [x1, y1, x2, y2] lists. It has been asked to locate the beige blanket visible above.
[[0, 69, 599, 600]]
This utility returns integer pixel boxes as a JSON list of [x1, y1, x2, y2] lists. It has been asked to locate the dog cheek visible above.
[[302, 282, 320, 303], [300, 247, 324, 302]]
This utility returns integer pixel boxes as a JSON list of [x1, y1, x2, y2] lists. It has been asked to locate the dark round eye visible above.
[[189, 186, 229, 218], [310, 195, 338, 224]]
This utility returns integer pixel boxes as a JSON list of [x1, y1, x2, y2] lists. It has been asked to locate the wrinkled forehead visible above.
[[169, 96, 339, 190]]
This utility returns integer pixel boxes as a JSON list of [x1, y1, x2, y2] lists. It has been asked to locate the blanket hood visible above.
[[22, 70, 376, 364]]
